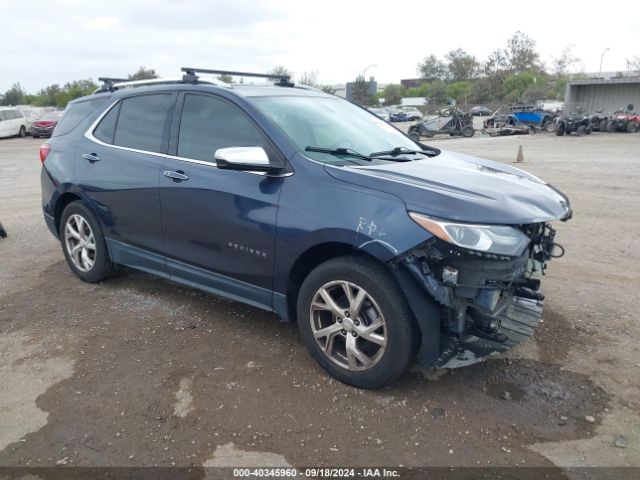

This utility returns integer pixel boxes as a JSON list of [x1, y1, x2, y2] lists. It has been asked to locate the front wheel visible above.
[[556, 123, 565, 136], [576, 125, 586, 136], [461, 125, 475, 137], [545, 121, 556, 133], [627, 121, 636, 133], [60, 201, 117, 283], [19, 126, 26, 137], [297, 255, 419, 389]]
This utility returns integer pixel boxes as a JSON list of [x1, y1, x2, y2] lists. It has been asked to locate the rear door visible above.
[[159, 92, 285, 309], [76, 92, 177, 274]]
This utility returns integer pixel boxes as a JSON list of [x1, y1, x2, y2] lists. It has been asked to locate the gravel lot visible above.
[[1, 131, 639, 476]]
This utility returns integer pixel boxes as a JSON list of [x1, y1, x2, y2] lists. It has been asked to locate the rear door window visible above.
[[114, 94, 173, 153], [93, 103, 120, 144], [53, 97, 108, 137], [177, 93, 265, 162]]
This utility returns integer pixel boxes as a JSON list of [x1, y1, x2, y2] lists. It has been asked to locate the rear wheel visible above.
[[545, 121, 556, 133], [607, 120, 616, 132], [60, 201, 117, 283], [599, 119, 608, 132], [297, 255, 419, 389], [555, 123, 565, 136], [576, 125, 586, 136], [19, 126, 26, 137], [461, 125, 475, 137], [627, 121, 636, 133]]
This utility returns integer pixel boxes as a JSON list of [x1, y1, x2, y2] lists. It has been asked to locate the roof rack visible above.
[[93, 76, 230, 94], [181, 67, 294, 87], [97, 77, 129, 93]]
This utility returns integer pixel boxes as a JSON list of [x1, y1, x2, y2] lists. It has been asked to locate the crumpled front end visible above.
[[391, 222, 562, 369]]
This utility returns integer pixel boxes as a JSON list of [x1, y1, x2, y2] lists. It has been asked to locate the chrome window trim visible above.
[[84, 100, 291, 177]]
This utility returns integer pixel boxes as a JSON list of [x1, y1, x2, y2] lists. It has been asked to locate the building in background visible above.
[[565, 76, 640, 114], [345, 77, 378, 103]]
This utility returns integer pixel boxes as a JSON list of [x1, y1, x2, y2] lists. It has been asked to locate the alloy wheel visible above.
[[309, 281, 387, 371], [64, 214, 96, 272]]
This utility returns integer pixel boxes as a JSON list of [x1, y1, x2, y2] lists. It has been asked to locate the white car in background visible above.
[[368, 107, 390, 122], [0, 108, 28, 138], [403, 107, 423, 121]]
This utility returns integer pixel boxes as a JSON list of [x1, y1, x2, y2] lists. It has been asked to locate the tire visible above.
[[297, 255, 419, 389], [545, 122, 556, 133], [555, 123, 565, 136], [19, 126, 26, 137], [607, 120, 616, 132], [586, 126, 592, 134], [461, 125, 475, 137], [599, 120, 608, 132], [59, 201, 117, 283], [33, 134, 40, 138], [408, 131, 420, 142], [627, 121, 636, 133], [576, 125, 586, 136]]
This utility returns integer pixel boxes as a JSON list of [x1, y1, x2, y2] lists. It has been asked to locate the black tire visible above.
[[59, 201, 117, 283], [297, 255, 419, 389], [576, 125, 586, 136], [607, 120, 616, 132], [599, 119, 608, 132], [461, 125, 475, 137], [586, 126, 592, 134], [555, 123, 565, 136], [33, 134, 40, 138], [408, 131, 420, 142], [627, 121, 636, 133], [19, 126, 26, 137]]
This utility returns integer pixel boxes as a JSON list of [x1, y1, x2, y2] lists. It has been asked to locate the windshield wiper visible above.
[[305, 146, 412, 163], [369, 146, 437, 157]]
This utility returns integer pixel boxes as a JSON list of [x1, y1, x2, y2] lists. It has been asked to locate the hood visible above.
[[324, 149, 571, 224]]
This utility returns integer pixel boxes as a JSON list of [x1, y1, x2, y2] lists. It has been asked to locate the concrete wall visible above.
[[565, 79, 640, 115]]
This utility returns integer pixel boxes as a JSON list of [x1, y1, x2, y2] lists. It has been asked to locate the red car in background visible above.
[[30, 111, 64, 138]]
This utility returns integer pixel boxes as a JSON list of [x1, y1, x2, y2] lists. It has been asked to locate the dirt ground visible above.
[[1, 130, 639, 478]]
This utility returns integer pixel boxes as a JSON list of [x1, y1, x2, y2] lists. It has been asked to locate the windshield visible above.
[[250, 96, 428, 165]]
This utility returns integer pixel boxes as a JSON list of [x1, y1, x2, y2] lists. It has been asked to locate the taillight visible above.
[[39, 144, 51, 164]]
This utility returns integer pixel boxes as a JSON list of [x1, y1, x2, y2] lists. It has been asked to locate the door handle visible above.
[[163, 170, 189, 182], [82, 153, 100, 163]]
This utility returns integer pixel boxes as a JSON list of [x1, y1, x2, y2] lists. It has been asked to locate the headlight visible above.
[[409, 212, 531, 256]]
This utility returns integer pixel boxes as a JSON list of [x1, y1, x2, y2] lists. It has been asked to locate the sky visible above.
[[2, 0, 639, 93]]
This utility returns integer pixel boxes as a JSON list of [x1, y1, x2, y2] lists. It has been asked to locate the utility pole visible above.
[[599, 48, 610, 77]]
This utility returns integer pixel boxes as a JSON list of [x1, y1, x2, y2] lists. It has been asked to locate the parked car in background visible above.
[[403, 107, 423, 121], [0, 107, 28, 138], [19, 107, 57, 135], [469, 106, 492, 116], [368, 108, 390, 122], [31, 111, 64, 138], [388, 110, 408, 122]]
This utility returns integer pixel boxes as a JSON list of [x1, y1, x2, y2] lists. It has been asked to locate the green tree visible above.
[[426, 80, 447, 105], [381, 84, 407, 105], [1, 83, 26, 106], [417, 55, 447, 81], [505, 31, 540, 73], [445, 49, 478, 81], [445, 81, 473, 106], [351, 75, 372, 106], [128, 66, 159, 81], [503, 72, 538, 102], [217, 74, 233, 83]]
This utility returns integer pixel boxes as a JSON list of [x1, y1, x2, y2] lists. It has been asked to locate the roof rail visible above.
[[92, 76, 230, 94], [97, 77, 129, 93], [181, 67, 294, 87]]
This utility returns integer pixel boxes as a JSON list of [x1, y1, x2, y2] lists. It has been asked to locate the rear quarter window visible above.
[[53, 97, 109, 137]]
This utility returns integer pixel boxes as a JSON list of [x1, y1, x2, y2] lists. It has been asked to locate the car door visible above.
[[0, 111, 7, 137], [76, 92, 177, 274], [159, 92, 286, 310]]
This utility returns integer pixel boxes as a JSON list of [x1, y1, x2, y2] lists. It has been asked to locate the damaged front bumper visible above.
[[391, 223, 561, 370]]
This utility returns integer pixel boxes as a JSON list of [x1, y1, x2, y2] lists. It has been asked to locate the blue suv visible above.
[[41, 68, 571, 388]]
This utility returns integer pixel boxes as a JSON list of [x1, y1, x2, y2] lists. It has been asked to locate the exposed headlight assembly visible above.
[[409, 212, 531, 257]]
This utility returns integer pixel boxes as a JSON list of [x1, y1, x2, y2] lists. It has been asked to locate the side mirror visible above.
[[214, 146, 281, 173]]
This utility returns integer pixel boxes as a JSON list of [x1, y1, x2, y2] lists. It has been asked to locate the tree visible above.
[[503, 72, 539, 102], [217, 74, 233, 83], [381, 84, 407, 106], [553, 44, 580, 75], [320, 85, 336, 95], [445, 49, 478, 81], [426, 80, 447, 105], [1, 83, 26, 106], [128, 66, 159, 81], [626, 56, 640, 74], [269, 66, 292, 78], [298, 71, 319, 86], [351, 75, 372, 106], [445, 81, 473, 106], [505, 31, 540, 73], [417, 55, 447, 81]]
